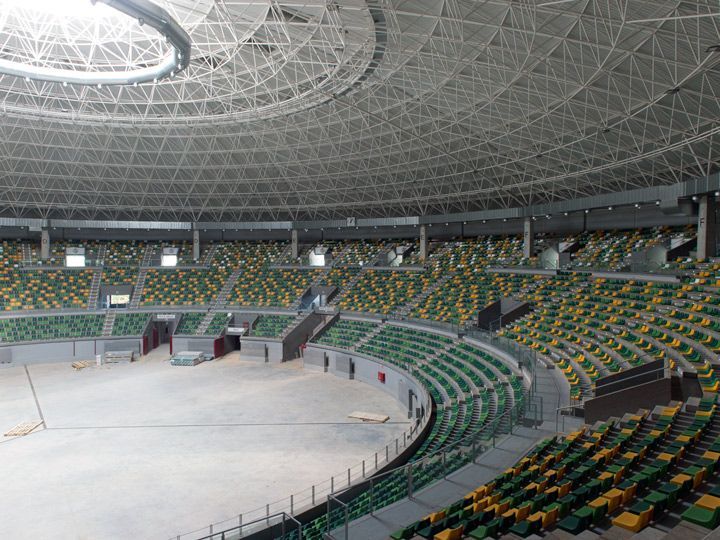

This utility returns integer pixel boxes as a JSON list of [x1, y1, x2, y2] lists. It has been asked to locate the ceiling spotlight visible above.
[[655, 200, 661, 206], [584, 209, 590, 214], [563, 212, 568, 216], [608, 206, 613, 211], [634, 203, 641, 209], [715, 191, 720, 197], [532, 216, 537, 221], [692, 195, 698, 202], [482, 220, 486, 224], [503, 218, 507, 222], [546, 214, 551, 219]]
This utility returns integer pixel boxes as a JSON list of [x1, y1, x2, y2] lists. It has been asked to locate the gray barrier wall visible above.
[[172, 336, 217, 356], [304, 344, 431, 420], [239, 338, 284, 363], [283, 311, 323, 361], [0, 337, 143, 366], [584, 377, 673, 423]]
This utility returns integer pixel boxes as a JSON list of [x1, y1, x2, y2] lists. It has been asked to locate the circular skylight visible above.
[[0, 0, 376, 123]]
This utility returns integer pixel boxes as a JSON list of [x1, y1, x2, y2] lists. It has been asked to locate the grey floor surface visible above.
[[0, 346, 410, 540]]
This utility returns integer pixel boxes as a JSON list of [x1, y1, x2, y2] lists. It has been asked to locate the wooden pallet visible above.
[[72, 361, 90, 370], [4, 420, 43, 437], [348, 411, 389, 423]]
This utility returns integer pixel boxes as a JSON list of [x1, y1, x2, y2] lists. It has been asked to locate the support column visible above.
[[40, 228, 50, 260], [291, 229, 298, 259], [419, 225, 427, 261], [697, 195, 717, 261], [523, 217, 534, 259], [192, 228, 200, 261]]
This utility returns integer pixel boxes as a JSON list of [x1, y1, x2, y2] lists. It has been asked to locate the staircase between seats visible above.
[[102, 311, 116, 336], [129, 267, 148, 308]]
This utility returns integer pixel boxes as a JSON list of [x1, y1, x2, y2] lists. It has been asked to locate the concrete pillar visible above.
[[192, 229, 200, 261], [523, 217, 534, 259], [40, 228, 50, 260], [697, 195, 717, 261], [291, 229, 298, 259], [419, 225, 427, 261]]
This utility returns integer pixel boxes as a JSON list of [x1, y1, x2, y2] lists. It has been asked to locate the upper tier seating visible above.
[[501, 273, 720, 398], [101, 266, 137, 285], [112, 312, 149, 336], [0, 314, 104, 342], [230, 269, 320, 307], [339, 270, 435, 315], [141, 268, 229, 306], [333, 240, 389, 266], [570, 225, 694, 269], [0, 270, 94, 311]]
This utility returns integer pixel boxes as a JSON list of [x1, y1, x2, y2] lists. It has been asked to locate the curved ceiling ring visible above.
[[0, 0, 191, 86]]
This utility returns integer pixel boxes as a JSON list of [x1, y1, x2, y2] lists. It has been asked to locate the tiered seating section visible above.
[[0, 314, 104, 342], [111, 313, 149, 336], [501, 273, 720, 399], [296, 321, 526, 539], [175, 312, 205, 335], [391, 398, 720, 539], [141, 268, 229, 306], [339, 270, 433, 315], [204, 313, 229, 335], [230, 269, 320, 307], [0, 270, 94, 311], [252, 315, 294, 338], [312, 319, 377, 349]]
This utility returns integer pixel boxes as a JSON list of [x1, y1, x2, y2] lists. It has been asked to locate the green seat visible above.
[[682, 505, 720, 529], [467, 517, 499, 539], [643, 491, 669, 514], [558, 505, 594, 534], [508, 517, 540, 538]]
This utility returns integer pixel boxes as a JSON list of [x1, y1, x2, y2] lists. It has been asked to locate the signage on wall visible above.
[[378, 371, 386, 383], [346, 217, 356, 227], [155, 313, 177, 321]]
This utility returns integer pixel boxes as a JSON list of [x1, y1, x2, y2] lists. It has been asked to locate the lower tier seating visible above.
[[111, 312, 149, 336], [312, 319, 378, 349], [0, 314, 104, 342], [282, 321, 527, 540], [390, 397, 720, 540], [175, 312, 205, 335], [253, 315, 294, 337], [203, 312, 229, 335]]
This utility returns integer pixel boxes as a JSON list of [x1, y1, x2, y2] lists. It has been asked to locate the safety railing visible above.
[[323, 395, 534, 540]]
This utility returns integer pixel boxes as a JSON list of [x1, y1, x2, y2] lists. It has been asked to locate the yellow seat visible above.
[[696, 494, 720, 511], [433, 525, 463, 540], [602, 489, 624, 513], [426, 510, 446, 524], [612, 506, 653, 533]]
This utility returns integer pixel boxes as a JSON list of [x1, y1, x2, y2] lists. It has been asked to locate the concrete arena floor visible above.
[[0, 346, 410, 540]]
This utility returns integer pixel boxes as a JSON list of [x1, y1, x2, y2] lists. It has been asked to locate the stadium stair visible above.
[[128, 268, 148, 309], [102, 311, 115, 336], [87, 268, 102, 309]]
